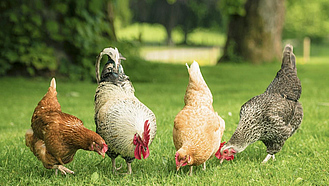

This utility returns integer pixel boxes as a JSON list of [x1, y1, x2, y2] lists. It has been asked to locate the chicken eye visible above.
[[224, 150, 228, 154]]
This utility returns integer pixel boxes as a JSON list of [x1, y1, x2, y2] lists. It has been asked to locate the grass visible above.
[[140, 46, 221, 66], [0, 54, 329, 185]]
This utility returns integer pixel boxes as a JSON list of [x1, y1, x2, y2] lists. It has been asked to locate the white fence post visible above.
[[303, 37, 310, 63]]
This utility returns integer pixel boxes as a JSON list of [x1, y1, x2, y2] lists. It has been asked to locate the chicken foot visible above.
[[188, 163, 206, 176], [111, 158, 132, 174], [53, 165, 74, 175], [111, 158, 123, 174], [117, 162, 132, 175], [262, 154, 275, 164]]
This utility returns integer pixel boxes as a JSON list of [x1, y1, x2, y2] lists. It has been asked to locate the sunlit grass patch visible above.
[[0, 60, 328, 185], [140, 46, 221, 65]]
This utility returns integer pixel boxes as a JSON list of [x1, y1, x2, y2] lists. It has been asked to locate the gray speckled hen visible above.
[[94, 48, 156, 174], [219, 44, 303, 164]]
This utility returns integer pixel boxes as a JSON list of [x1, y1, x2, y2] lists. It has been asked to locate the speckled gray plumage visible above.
[[224, 44, 303, 157]]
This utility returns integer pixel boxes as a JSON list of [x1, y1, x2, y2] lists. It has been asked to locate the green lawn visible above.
[[0, 58, 328, 185]]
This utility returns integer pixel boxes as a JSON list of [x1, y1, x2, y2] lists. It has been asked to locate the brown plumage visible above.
[[25, 78, 108, 175], [173, 61, 226, 176]]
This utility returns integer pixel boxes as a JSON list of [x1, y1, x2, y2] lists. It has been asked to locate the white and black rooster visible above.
[[94, 47, 156, 174]]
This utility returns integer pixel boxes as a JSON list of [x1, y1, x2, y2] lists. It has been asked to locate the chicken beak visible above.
[[220, 158, 224, 164], [176, 161, 185, 171]]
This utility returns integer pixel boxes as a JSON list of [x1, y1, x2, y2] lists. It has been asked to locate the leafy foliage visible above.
[[219, 0, 247, 16], [130, 0, 224, 45], [179, 0, 225, 40], [283, 0, 329, 41], [0, 0, 134, 80]]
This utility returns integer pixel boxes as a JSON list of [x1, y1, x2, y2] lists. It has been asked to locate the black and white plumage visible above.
[[220, 44, 303, 163], [94, 47, 156, 174]]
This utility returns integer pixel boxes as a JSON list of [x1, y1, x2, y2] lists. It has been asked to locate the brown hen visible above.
[[25, 78, 108, 175]]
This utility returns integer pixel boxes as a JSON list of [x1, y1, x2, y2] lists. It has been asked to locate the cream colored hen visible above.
[[173, 61, 225, 176]]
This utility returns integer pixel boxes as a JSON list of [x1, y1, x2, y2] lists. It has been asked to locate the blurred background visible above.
[[0, 0, 328, 81]]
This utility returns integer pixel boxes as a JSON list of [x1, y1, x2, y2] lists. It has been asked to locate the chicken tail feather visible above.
[[185, 63, 189, 70], [50, 78, 56, 89], [95, 47, 126, 84], [282, 44, 297, 70]]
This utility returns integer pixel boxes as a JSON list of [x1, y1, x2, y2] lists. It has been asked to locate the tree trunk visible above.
[[183, 26, 188, 45], [107, 1, 117, 42], [165, 26, 174, 46], [218, 0, 285, 64]]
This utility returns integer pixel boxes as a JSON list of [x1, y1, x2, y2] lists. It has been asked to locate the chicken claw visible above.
[[117, 162, 132, 175], [53, 165, 74, 175]]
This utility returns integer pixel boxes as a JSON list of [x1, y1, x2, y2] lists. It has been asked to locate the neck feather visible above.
[[63, 127, 98, 150]]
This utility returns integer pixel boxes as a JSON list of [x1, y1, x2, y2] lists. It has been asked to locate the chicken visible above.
[[219, 44, 303, 164], [173, 61, 226, 176], [94, 47, 156, 174], [25, 78, 108, 175]]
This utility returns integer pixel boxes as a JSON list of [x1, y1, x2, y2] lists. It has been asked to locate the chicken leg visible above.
[[126, 162, 132, 174], [111, 158, 122, 174], [262, 154, 275, 164], [188, 163, 206, 176], [189, 166, 193, 176], [117, 162, 132, 174]]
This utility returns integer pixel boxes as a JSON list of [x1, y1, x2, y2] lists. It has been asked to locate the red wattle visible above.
[[175, 152, 180, 167], [102, 143, 108, 153], [134, 144, 142, 159], [215, 141, 226, 159], [142, 147, 150, 159], [226, 155, 234, 161], [215, 149, 221, 159]]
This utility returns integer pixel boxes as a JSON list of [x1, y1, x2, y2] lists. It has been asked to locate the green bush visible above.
[[284, 0, 329, 41], [0, 0, 136, 80]]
